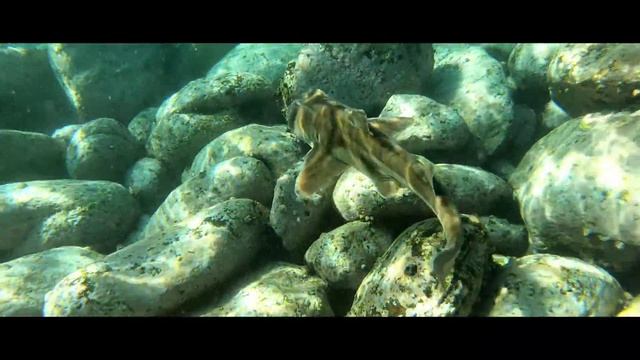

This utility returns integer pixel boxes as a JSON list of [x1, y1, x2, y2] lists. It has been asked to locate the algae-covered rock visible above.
[[48, 44, 232, 124], [0, 130, 66, 185], [280, 44, 434, 116], [508, 43, 565, 93], [0, 246, 103, 316], [207, 43, 304, 88], [348, 216, 490, 316], [479, 216, 528, 257], [510, 110, 640, 272], [548, 44, 640, 117], [269, 162, 339, 258], [66, 118, 143, 182], [333, 163, 512, 223], [200, 262, 333, 317], [333, 167, 429, 224], [0, 180, 139, 260], [140, 156, 273, 243], [148, 73, 281, 169], [185, 124, 307, 182], [304, 221, 394, 290], [428, 45, 514, 158], [482, 254, 625, 316], [377, 94, 472, 160], [43, 199, 270, 316], [432, 164, 513, 215]]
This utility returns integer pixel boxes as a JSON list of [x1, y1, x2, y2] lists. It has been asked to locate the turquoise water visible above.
[[0, 43, 637, 317]]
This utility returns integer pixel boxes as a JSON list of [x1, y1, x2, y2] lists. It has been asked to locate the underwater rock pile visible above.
[[148, 72, 280, 170], [48, 44, 234, 123], [43, 199, 270, 316], [2, 43, 640, 316]]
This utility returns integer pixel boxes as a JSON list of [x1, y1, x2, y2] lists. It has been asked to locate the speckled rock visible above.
[[478, 43, 516, 62], [148, 72, 281, 169], [47, 44, 232, 123], [377, 94, 472, 157], [510, 110, 640, 272], [200, 262, 333, 317], [0, 246, 103, 316], [51, 124, 82, 147], [0, 45, 76, 133], [617, 295, 640, 316], [66, 118, 143, 182], [123, 158, 177, 213], [184, 124, 307, 182], [148, 110, 242, 170], [155, 72, 277, 123], [140, 156, 274, 243], [0, 180, 139, 260], [207, 44, 304, 88], [548, 44, 640, 117], [127, 107, 158, 147], [333, 167, 429, 224], [541, 100, 572, 131], [348, 216, 490, 316], [508, 44, 565, 93], [43, 199, 270, 316], [304, 221, 394, 290], [280, 44, 434, 116], [333, 163, 512, 223], [480, 216, 528, 257], [270, 162, 340, 258], [0, 130, 66, 184], [428, 45, 514, 158], [482, 254, 625, 316]]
